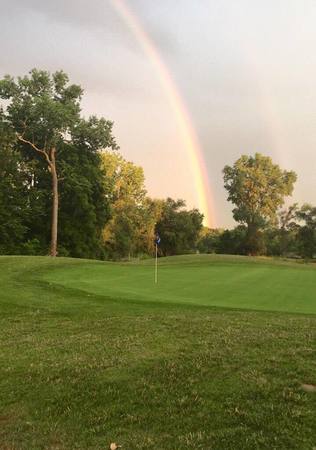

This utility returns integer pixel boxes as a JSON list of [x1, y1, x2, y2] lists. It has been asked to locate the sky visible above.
[[1, 0, 316, 227]]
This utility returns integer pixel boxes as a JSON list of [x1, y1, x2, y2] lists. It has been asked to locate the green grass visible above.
[[0, 255, 315, 449], [40, 254, 316, 314]]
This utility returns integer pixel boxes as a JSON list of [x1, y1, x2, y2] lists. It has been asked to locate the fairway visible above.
[[41, 254, 316, 314], [1, 255, 316, 450]]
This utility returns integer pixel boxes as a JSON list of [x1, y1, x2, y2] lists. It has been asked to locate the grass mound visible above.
[[0, 255, 315, 449]]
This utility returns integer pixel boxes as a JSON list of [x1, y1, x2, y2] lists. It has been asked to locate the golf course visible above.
[[1, 254, 315, 449]]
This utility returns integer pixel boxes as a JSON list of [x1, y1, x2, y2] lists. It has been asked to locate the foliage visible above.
[[217, 226, 248, 255], [277, 204, 299, 256], [0, 69, 117, 256], [0, 122, 29, 253], [296, 204, 316, 259], [56, 145, 111, 258], [223, 153, 297, 255], [214, 203, 316, 259], [197, 227, 223, 253], [263, 227, 282, 256], [20, 238, 45, 256], [100, 151, 156, 259], [156, 198, 203, 256], [1, 70, 313, 262]]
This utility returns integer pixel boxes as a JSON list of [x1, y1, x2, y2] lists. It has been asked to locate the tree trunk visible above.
[[246, 221, 265, 256], [50, 148, 58, 257], [16, 136, 60, 256]]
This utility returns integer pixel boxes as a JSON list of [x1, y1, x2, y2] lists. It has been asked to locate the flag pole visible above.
[[155, 243, 158, 284]]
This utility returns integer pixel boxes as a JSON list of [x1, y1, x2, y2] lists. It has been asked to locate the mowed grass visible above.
[[41, 254, 316, 314], [0, 255, 315, 450]]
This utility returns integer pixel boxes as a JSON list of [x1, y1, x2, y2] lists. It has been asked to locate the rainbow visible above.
[[244, 42, 288, 169], [110, 0, 215, 227]]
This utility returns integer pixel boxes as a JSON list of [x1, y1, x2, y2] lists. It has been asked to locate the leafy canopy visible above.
[[0, 69, 118, 257], [0, 69, 118, 154], [223, 153, 297, 228]]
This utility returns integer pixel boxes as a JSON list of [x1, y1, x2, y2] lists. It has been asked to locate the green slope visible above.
[[0, 255, 315, 450], [39, 254, 316, 314]]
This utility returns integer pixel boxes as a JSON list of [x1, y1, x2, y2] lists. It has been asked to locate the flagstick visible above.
[[155, 243, 158, 284]]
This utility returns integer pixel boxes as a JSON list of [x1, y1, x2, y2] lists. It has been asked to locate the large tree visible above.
[[156, 198, 203, 256], [100, 151, 149, 259], [223, 153, 297, 255], [56, 143, 112, 258], [0, 69, 117, 256]]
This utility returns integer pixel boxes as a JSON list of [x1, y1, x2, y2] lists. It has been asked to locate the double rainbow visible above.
[[110, 0, 215, 227]]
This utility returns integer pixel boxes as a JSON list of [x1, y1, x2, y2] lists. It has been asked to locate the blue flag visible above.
[[155, 233, 161, 245]]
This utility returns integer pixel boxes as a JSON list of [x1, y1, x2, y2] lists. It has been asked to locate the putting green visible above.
[[40, 254, 316, 314], [1, 255, 316, 449]]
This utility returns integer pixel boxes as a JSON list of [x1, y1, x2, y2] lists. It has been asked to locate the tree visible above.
[[197, 227, 223, 254], [223, 153, 297, 255], [296, 204, 316, 259], [156, 198, 203, 256], [57, 143, 112, 258], [263, 226, 282, 256], [278, 203, 299, 256], [0, 69, 117, 256], [0, 121, 28, 253], [100, 151, 148, 259], [136, 198, 163, 256], [217, 226, 247, 255]]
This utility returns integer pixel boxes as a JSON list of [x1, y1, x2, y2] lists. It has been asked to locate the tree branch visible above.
[[17, 133, 52, 166]]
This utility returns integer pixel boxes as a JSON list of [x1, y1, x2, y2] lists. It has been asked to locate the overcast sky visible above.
[[1, 0, 316, 227]]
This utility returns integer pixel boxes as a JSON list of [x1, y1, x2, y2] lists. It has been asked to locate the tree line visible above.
[[198, 204, 316, 259], [0, 70, 315, 260], [0, 70, 203, 259]]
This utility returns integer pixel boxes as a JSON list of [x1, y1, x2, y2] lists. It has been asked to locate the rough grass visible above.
[[0, 255, 315, 450]]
